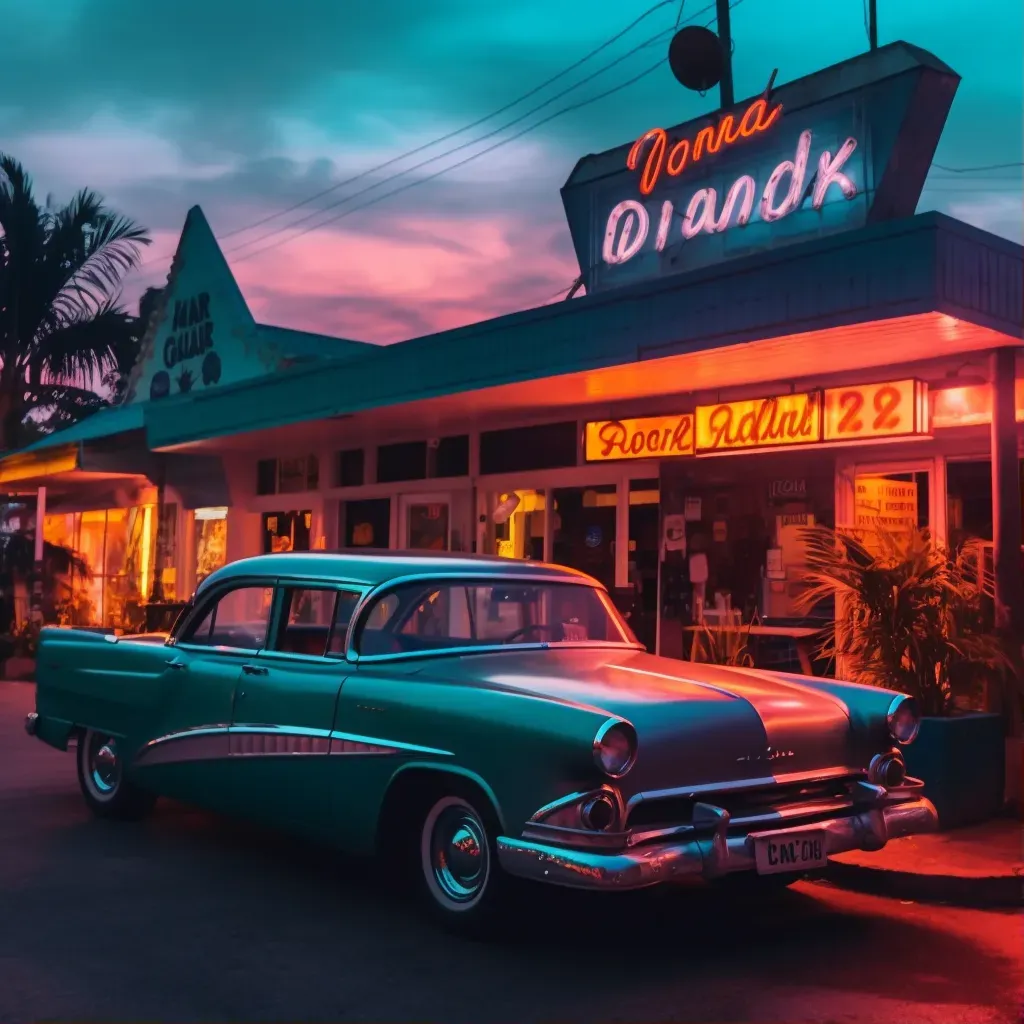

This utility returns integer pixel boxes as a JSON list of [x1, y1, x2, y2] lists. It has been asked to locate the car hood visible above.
[[426, 648, 857, 791]]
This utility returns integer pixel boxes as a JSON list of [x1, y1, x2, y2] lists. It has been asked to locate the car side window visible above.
[[180, 585, 274, 651], [269, 586, 360, 658]]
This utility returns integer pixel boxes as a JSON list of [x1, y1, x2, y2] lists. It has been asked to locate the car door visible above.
[[228, 582, 363, 838], [131, 579, 275, 814]]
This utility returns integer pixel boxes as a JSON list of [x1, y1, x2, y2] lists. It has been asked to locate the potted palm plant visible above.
[[796, 525, 1013, 828]]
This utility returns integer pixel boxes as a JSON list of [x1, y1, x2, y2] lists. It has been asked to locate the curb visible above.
[[820, 861, 1024, 909]]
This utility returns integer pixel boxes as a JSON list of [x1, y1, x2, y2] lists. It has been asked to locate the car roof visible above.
[[199, 549, 601, 592]]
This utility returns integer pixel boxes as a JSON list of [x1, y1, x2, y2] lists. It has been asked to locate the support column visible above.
[[30, 485, 46, 623], [990, 347, 1023, 723]]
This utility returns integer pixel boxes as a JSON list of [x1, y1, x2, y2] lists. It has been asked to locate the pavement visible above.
[[827, 817, 1023, 909], [2, 680, 1022, 1024]]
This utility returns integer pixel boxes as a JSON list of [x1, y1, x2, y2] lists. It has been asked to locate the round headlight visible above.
[[887, 694, 921, 745], [593, 721, 637, 778]]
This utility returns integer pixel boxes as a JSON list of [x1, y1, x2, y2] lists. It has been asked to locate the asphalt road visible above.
[[1, 681, 1020, 1024]]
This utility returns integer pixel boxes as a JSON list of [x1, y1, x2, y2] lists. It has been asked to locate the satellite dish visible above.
[[668, 25, 725, 93]]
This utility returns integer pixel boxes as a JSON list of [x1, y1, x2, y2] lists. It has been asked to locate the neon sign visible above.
[[627, 98, 784, 196], [603, 129, 859, 266]]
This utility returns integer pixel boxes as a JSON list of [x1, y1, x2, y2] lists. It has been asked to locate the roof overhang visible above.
[[145, 212, 1023, 452]]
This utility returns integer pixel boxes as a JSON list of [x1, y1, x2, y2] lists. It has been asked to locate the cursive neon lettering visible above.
[[627, 129, 668, 196], [682, 189, 716, 239], [628, 98, 784, 195], [699, 395, 821, 451], [713, 174, 756, 231], [812, 137, 858, 208], [760, 130, 811, 223], [655, 200, 674, 251], [604, 130, 859, 267], [603, 200, 649, 264]]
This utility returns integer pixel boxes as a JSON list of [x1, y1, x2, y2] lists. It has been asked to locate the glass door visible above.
[[399, 494, 452, 551]]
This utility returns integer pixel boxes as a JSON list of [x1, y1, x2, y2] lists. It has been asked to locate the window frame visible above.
[[264, 581, 367, 663], [348, 573, 642, 664], [172, 575, 369, 661], [171, 577, 279, 655]]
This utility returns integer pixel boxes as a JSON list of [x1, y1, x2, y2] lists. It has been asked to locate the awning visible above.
[[0, 444, 79, 486]]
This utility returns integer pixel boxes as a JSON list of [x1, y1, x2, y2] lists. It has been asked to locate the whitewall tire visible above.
[[76, 729, 156, 821]]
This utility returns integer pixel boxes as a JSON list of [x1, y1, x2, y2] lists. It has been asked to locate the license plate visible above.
[[753, 830, 828, 875]]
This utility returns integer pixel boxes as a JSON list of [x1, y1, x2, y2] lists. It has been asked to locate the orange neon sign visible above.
[[696, 392, 822, 454], [627, 97, 784, 196], [823, 379, 929, 442], [585, 415, 695, 462]]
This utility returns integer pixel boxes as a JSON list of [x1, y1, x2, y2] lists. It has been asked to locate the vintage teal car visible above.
[[27, 551, 937, 933]]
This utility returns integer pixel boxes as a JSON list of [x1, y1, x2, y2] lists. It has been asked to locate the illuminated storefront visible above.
[[0, 42, 1020, 651]]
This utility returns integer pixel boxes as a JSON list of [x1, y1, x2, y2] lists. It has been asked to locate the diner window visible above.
[[194, 507, 228, 585], [337, 448, 365, 488], [256, 456, 319, 495], [256, 459, 277, 495], [434, 435, 470, 478], [377, 441, 427, 483], [342, 499, 389, 548], [479, 421, 578, 475], [262, 511, 312, 553], [182, 585, 274, 650]]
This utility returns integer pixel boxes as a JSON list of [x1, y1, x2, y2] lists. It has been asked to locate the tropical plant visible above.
[[0, 154, 151, 451], [795, 525, 1009, 717], [691, 620, 755, 667], [0, 530, 91, 631]]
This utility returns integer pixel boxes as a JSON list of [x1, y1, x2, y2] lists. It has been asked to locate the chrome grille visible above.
[[627, 775, 861, 831]]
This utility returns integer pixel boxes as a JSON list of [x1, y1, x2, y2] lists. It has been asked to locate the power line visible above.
[[231, 60, 667, 264], [221, 24, 682, 260], [133, 0, 681, 273], [229, 0, 736, 265], [932, 161, 1024, 174]]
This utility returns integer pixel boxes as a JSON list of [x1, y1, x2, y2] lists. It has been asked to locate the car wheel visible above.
[[76, 729, 156, 821], [416, 792, 508, 937]]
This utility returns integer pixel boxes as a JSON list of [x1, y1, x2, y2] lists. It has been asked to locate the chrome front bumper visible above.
[[496, 796, 938, 891]]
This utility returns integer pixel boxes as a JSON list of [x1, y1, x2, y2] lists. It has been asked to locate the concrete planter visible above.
[[903, 712, 1006, 829]]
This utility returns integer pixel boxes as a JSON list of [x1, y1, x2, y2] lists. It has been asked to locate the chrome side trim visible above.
[[230, 731, 331, 756], [327, 731, 453, 757], [134, 725, 231, 766], [134, 724, 451, 764]]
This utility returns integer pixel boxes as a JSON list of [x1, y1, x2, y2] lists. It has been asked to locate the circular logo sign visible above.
[[585, 525, 603, 549]]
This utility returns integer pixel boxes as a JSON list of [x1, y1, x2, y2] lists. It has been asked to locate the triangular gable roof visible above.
[[123, 206, 377, 405]]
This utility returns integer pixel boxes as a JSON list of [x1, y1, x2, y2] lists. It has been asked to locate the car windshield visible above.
[[355, 579, 636, 657]]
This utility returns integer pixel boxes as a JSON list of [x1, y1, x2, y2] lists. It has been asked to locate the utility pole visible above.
[[868, 0, 878, 49], [716, 0, 735, 108]]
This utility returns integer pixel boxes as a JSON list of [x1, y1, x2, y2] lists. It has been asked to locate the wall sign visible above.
[[696, 392, 822, 453], [562, 44, 960, 294], [584, 378, 929, 462], [769, 479, 807, 501], [823, 379, 929, 442], [584, 415, 695, 461]]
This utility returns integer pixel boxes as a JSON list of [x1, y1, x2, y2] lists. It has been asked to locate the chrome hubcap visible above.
[[429, 806, 489, 904], [89, 737, 120, 794]]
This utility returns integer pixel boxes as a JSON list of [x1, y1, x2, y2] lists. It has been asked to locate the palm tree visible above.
[[0, 154, 151, 452]]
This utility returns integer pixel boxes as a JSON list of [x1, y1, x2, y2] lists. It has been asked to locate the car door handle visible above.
[[241, 664, 268, 676], [166, 658, 188, 671]]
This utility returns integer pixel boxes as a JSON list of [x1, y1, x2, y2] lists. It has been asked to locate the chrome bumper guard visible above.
[[496, 795, 938, 891]]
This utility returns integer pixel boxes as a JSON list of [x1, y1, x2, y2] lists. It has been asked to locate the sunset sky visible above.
[[3, 0, 1021, 344]]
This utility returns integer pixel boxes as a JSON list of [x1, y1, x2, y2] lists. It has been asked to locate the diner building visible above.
[[2, 41, 1021, 659]]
